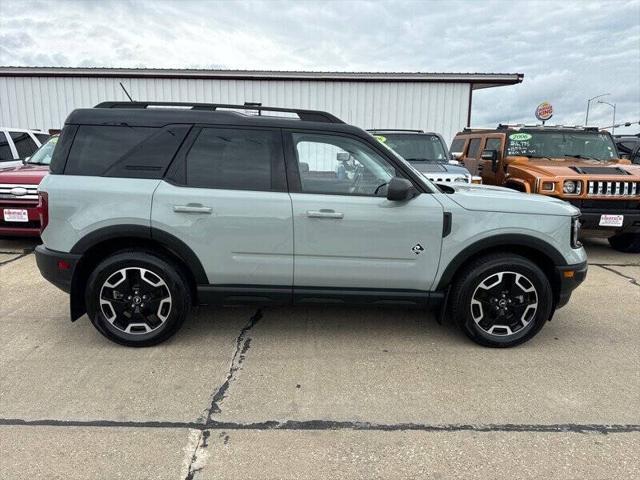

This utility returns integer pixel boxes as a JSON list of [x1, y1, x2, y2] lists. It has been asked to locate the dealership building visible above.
[[0, 67, 522, 141]]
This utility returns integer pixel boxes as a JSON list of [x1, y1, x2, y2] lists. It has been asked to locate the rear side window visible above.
[[467, 138, 481, 158], [185, 128, 280, 191], [450, 138, 465, 154], [9, 131, 38, 159], [0, 132, 13, 161], [65, 126, 156, 175]]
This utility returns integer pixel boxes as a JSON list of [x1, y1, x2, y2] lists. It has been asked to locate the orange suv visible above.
[[451, 125, 640, 252]]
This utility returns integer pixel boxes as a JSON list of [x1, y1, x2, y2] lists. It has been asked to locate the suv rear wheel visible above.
[[85, 251, 191, 347], [449, 253, 553, 347], [608, 233, 640, 253]]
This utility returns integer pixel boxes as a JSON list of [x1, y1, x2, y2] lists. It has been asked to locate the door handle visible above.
[[306, 209, 344, 219], [173, 204, 212, 214]]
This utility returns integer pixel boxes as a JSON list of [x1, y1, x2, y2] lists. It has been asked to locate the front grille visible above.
[[0, 183, 39, 200], [587, 180, 639, 197], [425, 174, 470, 184]]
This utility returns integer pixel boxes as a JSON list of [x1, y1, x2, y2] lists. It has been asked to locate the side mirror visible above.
[[336, 152, 350, 162], [386, 177, 416, 201], [451, 152, 463, 160], [481, 149, 499, 171]]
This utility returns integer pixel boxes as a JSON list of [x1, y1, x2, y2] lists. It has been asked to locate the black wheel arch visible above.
[[437, 234, 566, 306], [68, 225, 207, 321]]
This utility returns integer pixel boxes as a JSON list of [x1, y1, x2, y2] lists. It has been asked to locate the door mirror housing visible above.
[[481, 149, 499, 171], [386, 177, 416, 201], [451, 151, 463, 160]]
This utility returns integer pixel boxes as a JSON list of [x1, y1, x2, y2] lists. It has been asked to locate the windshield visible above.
[[506, 130, 617, 161], [26, 135, 58, 165], [374, 133, 449, 163]]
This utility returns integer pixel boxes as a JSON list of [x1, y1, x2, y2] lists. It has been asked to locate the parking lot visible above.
[[0, 236, 638, 479]]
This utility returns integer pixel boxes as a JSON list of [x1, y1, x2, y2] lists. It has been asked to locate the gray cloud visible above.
[[0, 0, 638, 133]]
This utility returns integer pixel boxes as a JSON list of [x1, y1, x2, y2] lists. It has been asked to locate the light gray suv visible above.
[[35, 102, 587, 348]]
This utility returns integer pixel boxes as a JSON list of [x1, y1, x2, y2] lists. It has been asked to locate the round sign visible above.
[[535, 102, 553, 121]]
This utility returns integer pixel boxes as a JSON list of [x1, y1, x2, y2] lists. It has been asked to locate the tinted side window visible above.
[[0, 132, 13, 161], [485, 138, 502, 152], [467, 138, 481, 158], [65, 126, 156, 175], [186, 128, 279, 191], [450, 138, 465, 154], [9, 132, 38, 159]]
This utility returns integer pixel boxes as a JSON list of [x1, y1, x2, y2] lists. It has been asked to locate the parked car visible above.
[[451, 125, 640, 253], [0, 127, 49, 163], [0, 135, 57, 236], [614, 134, 640, 164], [36, 102, 586, 348], [368, 129, 479, 184]]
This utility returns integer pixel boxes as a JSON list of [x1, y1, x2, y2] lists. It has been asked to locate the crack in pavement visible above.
[[595, 264, 639, 287], [0, 418, 638, 435], [0, 252, 31, 267], [205, 308, 263, 420], [184, 308, 262, 479]]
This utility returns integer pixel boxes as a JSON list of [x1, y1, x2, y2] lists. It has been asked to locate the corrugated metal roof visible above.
[[0, 67, 523, 88]]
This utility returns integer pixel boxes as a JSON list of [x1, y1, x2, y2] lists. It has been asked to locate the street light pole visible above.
[[598, 100, 616, 134], [586, 93, 610, 125]]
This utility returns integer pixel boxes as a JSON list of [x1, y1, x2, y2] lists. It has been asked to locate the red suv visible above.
[[0, 135, 57, 236]]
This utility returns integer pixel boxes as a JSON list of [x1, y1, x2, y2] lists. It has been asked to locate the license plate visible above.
[[599, 214, 624, 227], [2, 209, 29, 222]]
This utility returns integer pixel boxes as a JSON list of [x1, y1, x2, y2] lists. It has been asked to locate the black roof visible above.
[[65, 102, 363, 134], [367, 129, 442, 136]]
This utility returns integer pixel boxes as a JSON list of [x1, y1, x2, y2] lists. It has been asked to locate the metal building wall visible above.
[[0, 75, 470, 141]]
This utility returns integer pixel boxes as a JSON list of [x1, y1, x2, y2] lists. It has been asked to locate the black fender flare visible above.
[[436, 233, 566, 290], [70, 224, 208, 283]]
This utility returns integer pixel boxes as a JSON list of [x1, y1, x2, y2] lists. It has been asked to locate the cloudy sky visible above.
[[1, 0, 639, 133]]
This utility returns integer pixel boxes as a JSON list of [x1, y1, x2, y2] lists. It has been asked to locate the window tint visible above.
[[292, 133, 397, 196], [9, 131, 38, 159], [35, 133, 50, 144], [467, 138, 481, 158], [65, 126, 156, 175], [186, 128, 279, 191], [485, 138, 502, 152], [450, 138, 465, 153], [0, 132, 13, 161]]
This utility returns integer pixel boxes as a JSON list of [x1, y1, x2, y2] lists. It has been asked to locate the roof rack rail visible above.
[[367, 129, 425, 133], [94, 101, 345, 124]]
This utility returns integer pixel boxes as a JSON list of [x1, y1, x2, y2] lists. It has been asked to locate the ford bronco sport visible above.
[[35, 102, 587, 348], [451, 125, 640, 253]]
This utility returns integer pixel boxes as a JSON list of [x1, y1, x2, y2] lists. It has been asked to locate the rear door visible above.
[[284, 130, 444, 294], [152, 126, 294, 295]]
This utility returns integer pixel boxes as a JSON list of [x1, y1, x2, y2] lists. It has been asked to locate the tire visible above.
[[85, 250, 191, 347], [449, 253, 553, 348], [608, 233, 640, 253]]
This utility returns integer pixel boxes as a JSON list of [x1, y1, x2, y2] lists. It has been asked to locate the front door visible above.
[[285, 131, 444, 294]]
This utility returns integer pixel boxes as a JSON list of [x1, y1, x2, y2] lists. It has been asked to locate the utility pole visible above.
[[585, 93, 610, 125], [598, 100, 616, 134]]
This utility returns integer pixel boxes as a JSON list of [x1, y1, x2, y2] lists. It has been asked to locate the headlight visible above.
[[571, 216, 582, 249], [454, 176, 467, 183], [563, 180, 582, 194]]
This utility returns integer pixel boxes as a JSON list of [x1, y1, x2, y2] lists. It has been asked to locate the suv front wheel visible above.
[[450, 253, 553, 348], [85, 251, 191, 347]]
